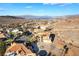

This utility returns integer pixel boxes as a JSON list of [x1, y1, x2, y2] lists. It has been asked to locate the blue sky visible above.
[[0, 3, 79, 16]]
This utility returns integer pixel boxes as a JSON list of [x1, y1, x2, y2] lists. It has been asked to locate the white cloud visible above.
[[43, 3, 72, 6], [57, 3, 72, 6], [43, 3, 58, 5], [25, 6, 32, 9]]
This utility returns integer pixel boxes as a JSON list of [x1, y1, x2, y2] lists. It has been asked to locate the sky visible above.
[[0, 3, 79, 16]]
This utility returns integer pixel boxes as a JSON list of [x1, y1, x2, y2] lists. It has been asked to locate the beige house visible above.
[[35, 31, 51, 43], [40, 25, 49, 30], [0, 32, 5, 38]]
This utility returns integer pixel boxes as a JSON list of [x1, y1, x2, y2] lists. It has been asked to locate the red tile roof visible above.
[[5, 43, 35, 56]]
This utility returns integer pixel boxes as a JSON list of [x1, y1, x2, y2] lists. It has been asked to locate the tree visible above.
[[0, 41, 6, 56], [27, 35, 37, 43], [5, 38, 13, 44]]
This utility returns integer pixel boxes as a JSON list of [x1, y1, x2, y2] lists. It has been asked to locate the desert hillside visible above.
[[0, 15, 79, 56], [50, 15, 79, 56]]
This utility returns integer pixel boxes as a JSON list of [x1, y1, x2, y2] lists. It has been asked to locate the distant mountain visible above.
[[50, 14, 79, 20], [19, 15, 53, 20], [19, 14, 79, 20], [0, 14, 79, 24], [0, 16, 25, 24], [0, 16, 24, 19]]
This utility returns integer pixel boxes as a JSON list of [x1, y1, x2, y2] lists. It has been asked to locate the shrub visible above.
[[0, 41, 6, 56]]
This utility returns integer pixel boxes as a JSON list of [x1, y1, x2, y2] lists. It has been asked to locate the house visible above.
[[12, 28, 19, 34], [40, 25, 47, 30], [6, 29, 10, 33], [35, 32, 51, 43], [0, 28, 3, 31], [11, 28, 23, 36], [23, 31, 32, 36], [0, 32, 5, 38], [14, 35, 27, 44], [0, 32, 6, 41], [5, 28, 13, 34], [33, 29, 43, 33], [5, 43, 35, 56], [39, 24, 51, 31]]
